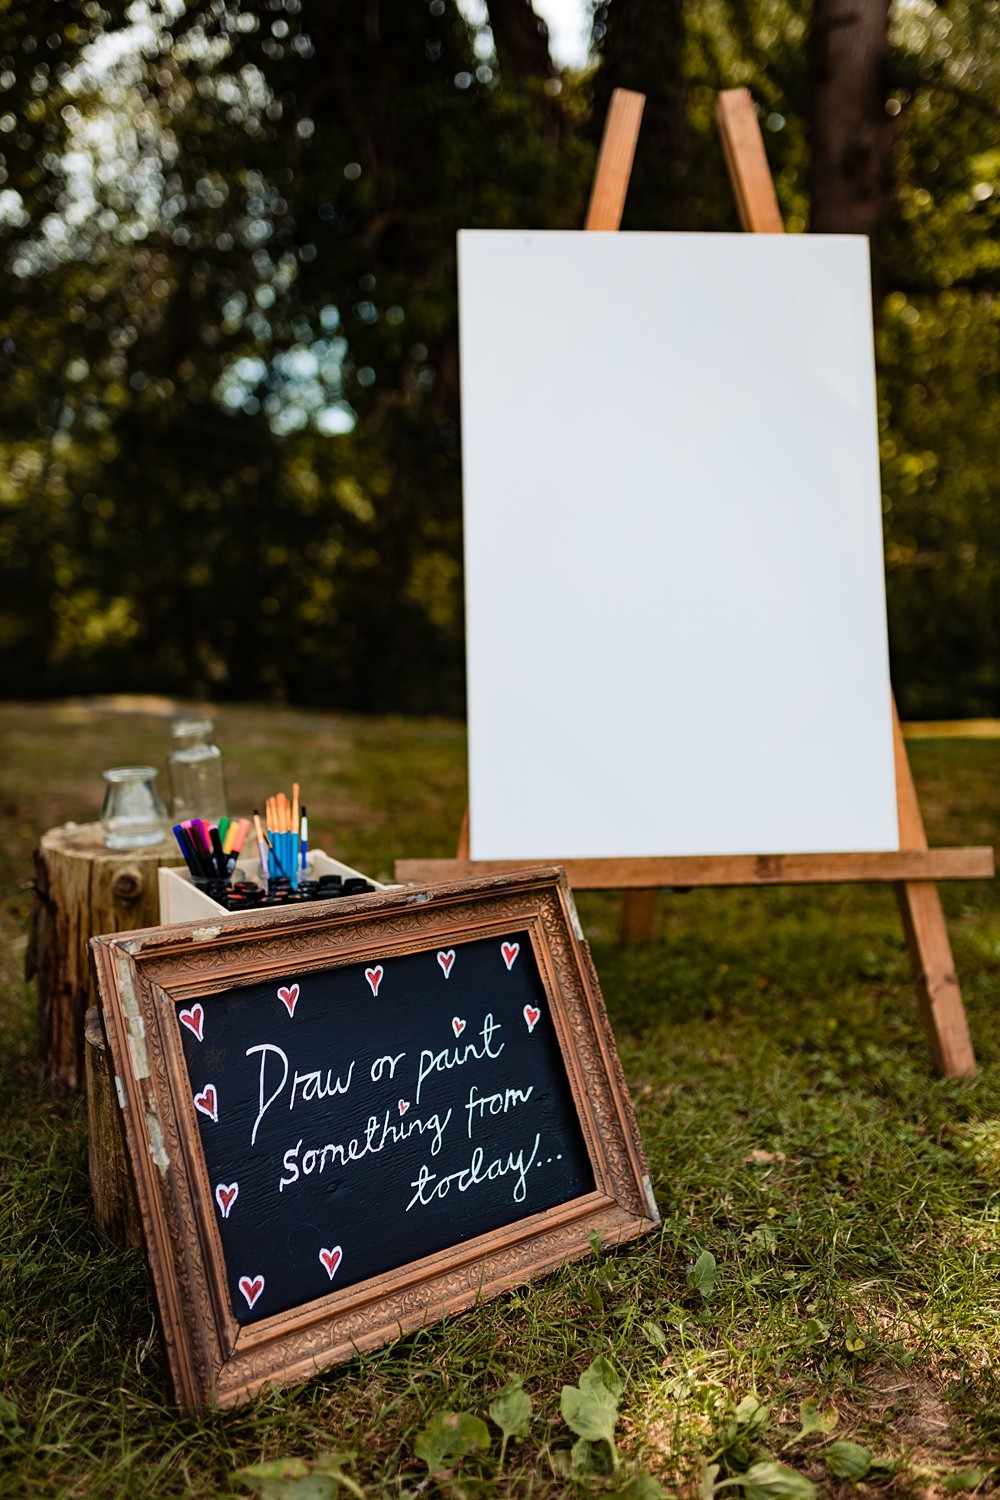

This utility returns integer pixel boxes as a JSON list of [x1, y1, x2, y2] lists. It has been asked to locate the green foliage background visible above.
[[0, 0, 996, 715]]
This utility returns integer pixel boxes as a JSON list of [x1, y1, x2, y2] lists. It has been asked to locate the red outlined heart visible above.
[[194, 1084, 218, 1122], [398, 1099, 410, 1115], [215, 1182, 238, 1218], [178, 1003, 204, 1042], [365, 965, 384, 997], [319, 1245, 343, 1281], [452, 1016, 466, 1038], [437, 949, 456, 979], [239, 1274, 264, 1310], [501, 941, 520, 971], [277, 983, 300, 1018], [523, 1005, 541, 1034]]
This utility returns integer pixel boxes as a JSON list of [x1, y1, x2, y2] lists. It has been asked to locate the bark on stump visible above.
[[28, 821, 175, 1092], [85, 1006, 143, 1247]]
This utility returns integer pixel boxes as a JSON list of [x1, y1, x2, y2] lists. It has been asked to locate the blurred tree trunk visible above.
[[590, 0, 690, 230], [808, 0, 892, 239], [487, 0, 556, 82]]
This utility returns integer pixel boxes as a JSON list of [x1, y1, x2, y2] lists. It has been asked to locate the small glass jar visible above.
[[168, 717, 228, 823], [101, 767, 169, 849]]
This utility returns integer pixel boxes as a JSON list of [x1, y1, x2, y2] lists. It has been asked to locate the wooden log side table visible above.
[[28, 821, 177, 1093], [27, 822, 178, 1247]]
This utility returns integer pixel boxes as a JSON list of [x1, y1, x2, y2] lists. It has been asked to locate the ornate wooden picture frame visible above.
[[91, 868, 658, 1409]]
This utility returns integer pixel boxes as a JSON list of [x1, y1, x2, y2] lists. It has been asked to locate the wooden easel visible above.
[[397, 88, 994, 1079]]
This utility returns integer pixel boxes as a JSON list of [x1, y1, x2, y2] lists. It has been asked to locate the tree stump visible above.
[[28, 821, 176, 1092], [84, 1006, 143, 1247]]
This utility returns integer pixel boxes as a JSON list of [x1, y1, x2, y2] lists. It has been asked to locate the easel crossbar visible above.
[[395, 848, 994, 891]]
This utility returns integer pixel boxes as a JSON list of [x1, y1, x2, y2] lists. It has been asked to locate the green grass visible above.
[[0, 701, 998, 1498]]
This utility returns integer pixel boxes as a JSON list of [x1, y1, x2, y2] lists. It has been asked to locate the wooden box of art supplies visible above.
[[159, 790, 387, 923], [159, 851, 387, 924]]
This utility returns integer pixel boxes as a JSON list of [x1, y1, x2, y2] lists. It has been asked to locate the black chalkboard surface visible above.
[[179, 931, 594, 1325], [92, 868, 658, 1409]]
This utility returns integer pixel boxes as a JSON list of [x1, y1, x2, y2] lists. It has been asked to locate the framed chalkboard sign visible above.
[[91, 868, 658, 1409]]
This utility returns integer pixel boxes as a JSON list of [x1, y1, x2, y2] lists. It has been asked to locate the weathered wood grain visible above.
[[30, 821, 175, 1091]]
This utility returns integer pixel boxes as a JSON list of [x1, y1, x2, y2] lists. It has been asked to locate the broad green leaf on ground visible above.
[[489, 1378, 532, 1463], [716, 1459, 817, 1499], [699, 1462, 722, 1500], [614, 1471, 671, 1498], [943, 1469, 988, 1492], [560, 1383, 619, 1447], [743, 1460, 817, 1499], [796, 1398, 838, 1438], [642, 1320, 669, 1352], [824, 1441, 871, 1480], [560, 1356, 623, 1466], [236, 1451, 366, 1500], [688, 1251, 718, 1299], [581, 1355, 623, 1402], [734, 1396, 769, 1430], [236, 1459, 330, 1500], [413, 1411, 490, 1476]]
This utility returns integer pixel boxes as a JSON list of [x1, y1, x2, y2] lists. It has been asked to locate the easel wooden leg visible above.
[[715, 88, 978, 1079], [593, 89, 651, 949], [619, 889, 659, 944], [889, 707, 976, 1077], [461, 87, 647, 926], [895, 879, 975, 1078], [585, 88, 645, 230]]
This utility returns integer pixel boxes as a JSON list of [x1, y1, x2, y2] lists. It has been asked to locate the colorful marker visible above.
[[253, 811, 270, 894]]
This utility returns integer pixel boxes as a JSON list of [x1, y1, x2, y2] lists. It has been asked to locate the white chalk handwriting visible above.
[[247, 1042, 356, 1147], [415, 1013, 504, 1104], [279, 1104, 453, 1191], [406, 1133, 542, 1209]]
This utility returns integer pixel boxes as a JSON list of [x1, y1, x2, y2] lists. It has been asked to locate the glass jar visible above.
[[167, 717, 228, 824], [101, 767, 169, 849]]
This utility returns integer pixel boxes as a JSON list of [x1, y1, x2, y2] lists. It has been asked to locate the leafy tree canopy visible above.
[[0, 0, 995, 714]]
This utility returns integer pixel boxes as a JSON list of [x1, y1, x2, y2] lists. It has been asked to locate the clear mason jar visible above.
[[167, 717, 228, 823], [101, 766, 169, 849]]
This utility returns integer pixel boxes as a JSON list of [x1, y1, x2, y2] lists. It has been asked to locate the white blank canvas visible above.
[[458, 231, 899, 859]]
